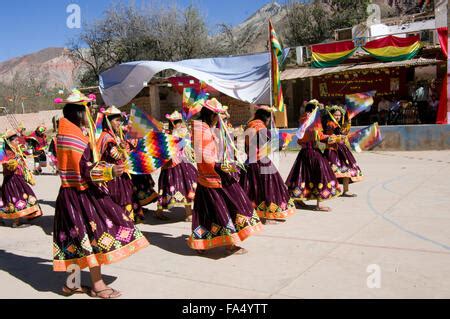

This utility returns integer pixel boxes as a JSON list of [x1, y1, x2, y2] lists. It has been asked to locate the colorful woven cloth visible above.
[[345, 91, 376, 120], [296, 107, 321, 140], [128, 104, 163, 139], [125, 131, 185, 174], [182, 88, 208, 121], [348, 123, 383, 153], [0, 137, 6, 163]]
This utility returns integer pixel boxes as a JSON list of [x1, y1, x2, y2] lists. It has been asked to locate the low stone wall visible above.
[[0, 110, 63, 132], [281, 124, 450, 151]]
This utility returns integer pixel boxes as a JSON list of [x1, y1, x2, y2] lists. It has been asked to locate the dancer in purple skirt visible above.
[[323, 106, 363, 197], [155, 111, 197, 221], [1, 130, 42, 228], [25, 125, 48, 175], [286, 101, 342, 212], [240, 105, 295, 224], [53, 94, 149, 299], [97, 106, 144, 223], [127, 139, 158, 209], [188, 99, 262, 255], [123, 124, 159, 213]]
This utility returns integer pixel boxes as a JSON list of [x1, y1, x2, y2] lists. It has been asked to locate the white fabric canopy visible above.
[[99, 49, 289, 107]]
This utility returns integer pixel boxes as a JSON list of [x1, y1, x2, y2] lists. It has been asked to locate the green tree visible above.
[[284, 0, 370, 47]]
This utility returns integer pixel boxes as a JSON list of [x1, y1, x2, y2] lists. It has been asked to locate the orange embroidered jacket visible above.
[[246, 119, 271, 161], [57, 118, 113, 190], [191, 120, 221, 188], [297, 114, 330, 146], [2, 150, 24, 176]]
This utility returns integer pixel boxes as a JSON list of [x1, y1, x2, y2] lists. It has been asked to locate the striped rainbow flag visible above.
[[363, 35, 421, 62], [269, 20, 285, 112], [311, 40, 356, 68]]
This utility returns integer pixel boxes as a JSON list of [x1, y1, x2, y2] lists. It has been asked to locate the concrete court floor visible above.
[[0, 150, 449, 299]]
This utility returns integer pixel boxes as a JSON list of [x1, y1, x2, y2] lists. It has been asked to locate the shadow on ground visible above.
[[141, 231, 228, 260], [39, 200, 56, 209], [31, 215, 54, 236], [0, 249, 117, 296], [141, 207, 191, 226]]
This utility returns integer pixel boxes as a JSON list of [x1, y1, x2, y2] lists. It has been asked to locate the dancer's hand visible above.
[[112, 164, 125, 177]]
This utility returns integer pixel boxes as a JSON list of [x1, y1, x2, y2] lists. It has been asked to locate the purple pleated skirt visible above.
[[324, 143, 363, 182], [0, 174, 42, 220], [53, 186, 149, 271], [107, 174, 143, 222], [240, 158, 295, 219], [157, 162, 198, 210], [187, 172, 262, 250], [286, 144, 342, 202], [131, 174, 158, 206]]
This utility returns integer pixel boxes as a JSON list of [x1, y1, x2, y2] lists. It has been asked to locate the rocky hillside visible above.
[[0, 47, 78, 89]]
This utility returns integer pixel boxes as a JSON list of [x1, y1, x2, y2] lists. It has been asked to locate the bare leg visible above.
[[89, 266, 121, 298], [344, 178, 349, 193], [225, 244, 248, 255], [184, 205, 193, 222], [342, 178, 357, 197], [315, 199, 331, 212]]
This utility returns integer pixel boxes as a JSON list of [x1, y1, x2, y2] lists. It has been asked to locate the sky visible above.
[[0, 0, 284, 62]]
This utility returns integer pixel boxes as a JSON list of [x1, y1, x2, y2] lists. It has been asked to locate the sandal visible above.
[[262, 219, 284, 225], [62, 285, 90, 296], [225, 246, 248, 256], [313, 206, 331, 212], [89, 288, 122, 299], [341, 192, 357, 198]]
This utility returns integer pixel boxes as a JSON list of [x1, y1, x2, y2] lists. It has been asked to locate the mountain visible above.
[[217, 2, 288, 53], [0, 47, 78, 89]]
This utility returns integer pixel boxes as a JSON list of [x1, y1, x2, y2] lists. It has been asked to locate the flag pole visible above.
[[268, 20, 279, 163], [268, 20, 274, 110]]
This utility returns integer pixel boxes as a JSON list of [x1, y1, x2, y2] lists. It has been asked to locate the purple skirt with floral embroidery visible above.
[[187, 169, 262, 250], [286, 144, 342, 202], [107, 174, 143, 222], [240, 158, 295, 220], [131, 174, 158, 206], [53, 186, 149, 272], [157, 162, 198, 210], [0, 174, 42, 220], [324, 143, 363, 183]]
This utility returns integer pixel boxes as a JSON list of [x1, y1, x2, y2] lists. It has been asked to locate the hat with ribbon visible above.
[[202, 98, 227, 114], [165, 110, 183, 122], [54, 89, 94, 105]]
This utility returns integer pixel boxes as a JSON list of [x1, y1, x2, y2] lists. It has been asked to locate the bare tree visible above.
[[217, 23, 255, 55], [68, 2, 235, 86]]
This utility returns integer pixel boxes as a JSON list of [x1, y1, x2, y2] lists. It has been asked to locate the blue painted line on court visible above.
[[366, 175, 450, 251]]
